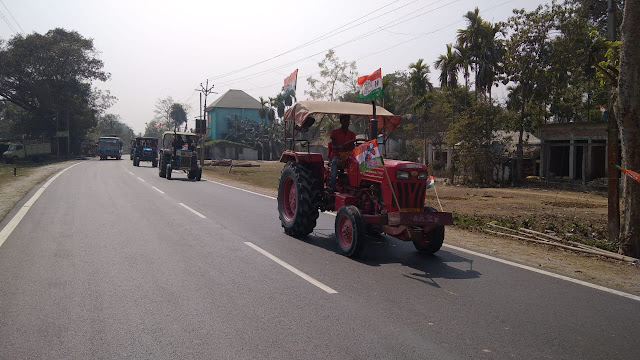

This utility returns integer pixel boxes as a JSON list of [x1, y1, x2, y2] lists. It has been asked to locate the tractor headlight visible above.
[[395, 170, 410, 180], [418, 172, 428, 180]]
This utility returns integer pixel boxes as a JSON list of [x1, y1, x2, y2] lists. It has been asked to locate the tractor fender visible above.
[[279, 150, 324, 164]]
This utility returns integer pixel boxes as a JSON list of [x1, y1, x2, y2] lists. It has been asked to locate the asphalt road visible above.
[[0, 157, 638, 359]]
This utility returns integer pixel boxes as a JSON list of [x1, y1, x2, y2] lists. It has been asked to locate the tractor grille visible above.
[[143, 150, 152, 156], [391, 181, 426, 211]]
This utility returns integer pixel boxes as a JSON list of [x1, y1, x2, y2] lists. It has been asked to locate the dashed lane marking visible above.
[[244, 242, 338, 294], [205, 178, 640, 302], [179, 203, 206, 218], [0, 163, 81, 248], [151, 186, 165, 194]]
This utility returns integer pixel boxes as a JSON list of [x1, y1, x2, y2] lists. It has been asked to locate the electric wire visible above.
[[0, 8, 17, 35], [0, 0, 23, 33]]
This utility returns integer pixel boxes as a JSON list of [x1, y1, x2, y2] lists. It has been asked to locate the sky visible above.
[[1, 0, 552, 134]]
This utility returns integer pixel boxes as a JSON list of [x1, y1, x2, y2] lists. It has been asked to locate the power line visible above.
[[213, 0, 464, 88], [207, 0, 419, 81], [0, 8, 17, 35], [0, 0, 23, 33]]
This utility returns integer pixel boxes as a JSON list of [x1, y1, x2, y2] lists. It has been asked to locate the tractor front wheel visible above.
[[335, 205, 366, 257], [152, 157, 158, 168], [413, 206, 445, 254], [277, 162, 320, 237], [166, 164, 172, 180], [187, 170, 195, 179]]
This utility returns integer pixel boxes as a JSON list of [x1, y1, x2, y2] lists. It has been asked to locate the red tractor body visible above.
[[277, 101, 452, 257]]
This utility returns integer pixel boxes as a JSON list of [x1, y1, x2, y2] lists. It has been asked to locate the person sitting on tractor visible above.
[[172, 135, 184, 155], [329, 114, 356, 191]]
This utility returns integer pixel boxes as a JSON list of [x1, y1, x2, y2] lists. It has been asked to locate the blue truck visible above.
[[97, 136, 122, 160]]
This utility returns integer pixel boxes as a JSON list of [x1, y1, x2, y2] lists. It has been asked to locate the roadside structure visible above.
[[205, 89, 262, 140], [538, 123, 610, 184]]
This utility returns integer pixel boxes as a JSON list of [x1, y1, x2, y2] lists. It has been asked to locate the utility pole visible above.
[[195, 80, 216, 166], [607, 0, 619, 245]]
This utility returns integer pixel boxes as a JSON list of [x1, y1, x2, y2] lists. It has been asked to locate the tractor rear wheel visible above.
[[152, 157, 158, 168], [413, 206, 445, 254], [196, 167, 202, 181], [277, 162, 320, 237], [159, 155, 167, 178], [335, 205, 366, 257], [166, 164, 172, 180], [187, 170, 195, 179], [134, 156, 140, 166]]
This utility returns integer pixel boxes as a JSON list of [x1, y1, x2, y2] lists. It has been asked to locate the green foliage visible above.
[[169, 103, 187, 131], [452, 212, 485, 229], [0, 28, 110, 150], [305, 50, 358, 101]]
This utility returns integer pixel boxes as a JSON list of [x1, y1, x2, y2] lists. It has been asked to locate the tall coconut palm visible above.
[[434, 43, 460, 88], [457, 7, 485, 100], [475, 22, 504, 104], [408, 58, 433, 98]]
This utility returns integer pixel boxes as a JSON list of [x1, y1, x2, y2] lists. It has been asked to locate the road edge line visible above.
[[0, 162, 81, 248], [205, 176, 640, 302], [443, 243, 640, 302], [244, 242, 338, 294]]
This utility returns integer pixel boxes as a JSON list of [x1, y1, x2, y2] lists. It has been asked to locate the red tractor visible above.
[[277, 101, 452, 257]]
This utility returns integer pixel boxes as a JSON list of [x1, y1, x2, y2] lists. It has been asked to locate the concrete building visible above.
[[205, 90, 262, 140], [538, 123, 609, 183]]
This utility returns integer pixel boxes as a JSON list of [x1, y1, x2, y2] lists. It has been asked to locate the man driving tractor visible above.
[[329, 114, 356, 191]]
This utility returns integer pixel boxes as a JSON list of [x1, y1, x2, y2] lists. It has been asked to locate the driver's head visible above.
[[339, 114, 350, 129]]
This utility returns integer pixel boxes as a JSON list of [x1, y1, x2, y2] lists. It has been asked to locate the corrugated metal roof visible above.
[[205, 89, 261, 111]]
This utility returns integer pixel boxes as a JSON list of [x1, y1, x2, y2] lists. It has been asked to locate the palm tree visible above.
[[408, 58, 433, 98], [434, 44, 459, 88], [454, 42, 472, 90], [457, 7, 485, 100], [475, 22, 504, 104]]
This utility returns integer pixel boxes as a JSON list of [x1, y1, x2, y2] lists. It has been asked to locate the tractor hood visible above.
[[284, 101, 402, 134], [383, 159, 428, 171]]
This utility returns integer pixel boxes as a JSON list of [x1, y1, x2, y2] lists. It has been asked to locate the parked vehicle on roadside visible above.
[[97, 136, 122, 160], [3, 139, 51, 163], [158, 131, 202, 180], [132, 137, 158, 167]]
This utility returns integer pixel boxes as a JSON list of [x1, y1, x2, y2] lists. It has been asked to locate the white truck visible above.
[[3, 140, 51, 163]]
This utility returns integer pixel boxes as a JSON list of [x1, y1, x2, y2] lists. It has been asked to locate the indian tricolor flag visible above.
[[358, 68, 383, 99], [353, 139, 384, 174]]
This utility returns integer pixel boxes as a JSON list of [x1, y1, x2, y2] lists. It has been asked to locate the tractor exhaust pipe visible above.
[[370, 101, 377, 141]]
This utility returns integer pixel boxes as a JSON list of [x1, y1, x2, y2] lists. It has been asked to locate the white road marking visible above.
[[151, 186, 165, 194], [204, 179, 276, 200], [443, 244, 640, 302], [127, 171, 134, 175], [136, 176, 146, 183], [0, 163, 81, 248], [205, 180, 640, 301], [244, 242, 338, 294], [179, 203, 206, 218]]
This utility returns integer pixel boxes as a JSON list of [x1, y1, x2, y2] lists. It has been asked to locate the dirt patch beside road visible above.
[[201, 161, 640, 295]]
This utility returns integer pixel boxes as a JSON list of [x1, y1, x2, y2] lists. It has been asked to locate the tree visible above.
[[143, 120, 162, 138], [616, 0, 640, 257], [0, 28, 109, 150], [169, 103, 188, 131], [408, 59, 433, 98], [501, 5, 555, 183], [305, 50, 357, 101], [434, 44, 459, 89], [457, 8, 485, 100]]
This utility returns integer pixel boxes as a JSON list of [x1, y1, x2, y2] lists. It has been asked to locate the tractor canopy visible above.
[[283, 101, 402, 135]]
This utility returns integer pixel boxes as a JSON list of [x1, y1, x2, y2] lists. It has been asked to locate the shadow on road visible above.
[[302, 230, 481, 286]]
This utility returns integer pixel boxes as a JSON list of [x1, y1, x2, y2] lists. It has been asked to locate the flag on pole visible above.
[[156, 122, 162, 130], [426, 175, 435, 189], [613, 164, 640, 183], [357, 68, 383, 99], [284, 69, 298, 92], [353, 139, 384, 173]]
